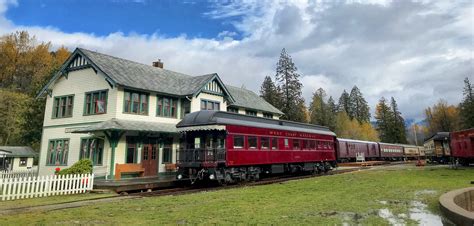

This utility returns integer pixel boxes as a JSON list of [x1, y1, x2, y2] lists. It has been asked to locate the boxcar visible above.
[[336, 138, 379, 162], [176, 111, 337, 184], [450, 128, 474, 165], [378, 143, 404, 160]]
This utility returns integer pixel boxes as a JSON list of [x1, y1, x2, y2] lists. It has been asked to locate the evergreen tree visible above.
[[390, 97, 407, 143], [375, 97, 393, 142], [274, 48, 305, 122], [338, 90, 350, 114], [327, 96, 337, 131], [309, 88, 327, 126], [349, 86, 371, 123], [260, 76, 281, 109], [460, 77, 474, 129]]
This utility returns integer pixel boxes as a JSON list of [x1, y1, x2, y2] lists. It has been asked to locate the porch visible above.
[[70, 118, 180, 180]]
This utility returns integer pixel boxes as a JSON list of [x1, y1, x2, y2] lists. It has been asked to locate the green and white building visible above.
[[37, 48, 282, 178]]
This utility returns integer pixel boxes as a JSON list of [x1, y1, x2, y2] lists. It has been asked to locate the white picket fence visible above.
[[0, 174, 94, 201], [1, 169, 38, 179]]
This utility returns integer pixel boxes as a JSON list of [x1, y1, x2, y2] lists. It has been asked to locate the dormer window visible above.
[[201, 99, 220, 111]]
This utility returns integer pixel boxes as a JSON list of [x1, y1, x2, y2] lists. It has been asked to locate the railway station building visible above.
[[36, 48, 282, 178]]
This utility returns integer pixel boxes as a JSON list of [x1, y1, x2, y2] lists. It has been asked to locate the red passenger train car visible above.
[[450, 128, 474, 165], [176, 111, 337, 184], [336, 138, 379, 162]]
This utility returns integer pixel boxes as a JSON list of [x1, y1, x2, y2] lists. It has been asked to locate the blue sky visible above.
[[7, 0, 241, 39], [0, 0, 471, 124]]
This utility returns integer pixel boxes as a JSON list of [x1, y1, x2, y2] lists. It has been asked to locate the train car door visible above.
[[142, 138, 158, 176]]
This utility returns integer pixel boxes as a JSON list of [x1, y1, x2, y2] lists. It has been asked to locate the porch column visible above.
[[105, 130, 123, 179]]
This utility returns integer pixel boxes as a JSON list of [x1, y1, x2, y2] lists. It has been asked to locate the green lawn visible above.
[[0, 165, 472, 225], [0, 193, 117, 211]]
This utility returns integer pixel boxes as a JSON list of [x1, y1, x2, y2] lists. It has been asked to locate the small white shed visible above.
[[0, 146, 37, 171]]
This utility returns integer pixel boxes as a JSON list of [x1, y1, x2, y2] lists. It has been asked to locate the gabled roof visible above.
[[0, 146, 37, 157], [177, 111, 335, 136], [39, 48, 285, 115], [226, 85, 283, 115]]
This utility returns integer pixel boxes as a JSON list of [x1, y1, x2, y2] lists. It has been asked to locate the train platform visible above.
[[94, 174, 187, 193]]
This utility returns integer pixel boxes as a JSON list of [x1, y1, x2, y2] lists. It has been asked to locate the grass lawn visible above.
[[0, 193, 117, 211], [0, 164, 472, 225]]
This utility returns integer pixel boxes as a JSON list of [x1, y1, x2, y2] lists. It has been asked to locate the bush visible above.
[[56, 159, 93, 175]]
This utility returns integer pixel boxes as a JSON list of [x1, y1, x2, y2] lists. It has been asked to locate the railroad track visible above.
[[131, 167, 362, 198]]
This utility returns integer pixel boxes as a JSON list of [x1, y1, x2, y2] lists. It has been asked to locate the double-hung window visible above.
[[52, 95, 74, 118], [80, 138, 104, 165], [227, 107, 239, 113], [84, 90, 107, 115], [124, 90, 148, 115], [47, 139, 69, 165], [157, 95, 178, 118]]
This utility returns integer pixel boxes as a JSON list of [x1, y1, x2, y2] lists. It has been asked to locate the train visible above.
[[175, 110, 473, 183]]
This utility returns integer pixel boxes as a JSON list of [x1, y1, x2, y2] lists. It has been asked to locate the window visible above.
[[162, 140, 173, 163], [181, 100, 191, 118], [261, 137, 270, 149], [248, 136, 258, 149], [52, 95, 74, 118], [84, 90, 107, 115], [19, 157, 27, 167], [126, 137, 138, 163], [80, 138, 104, 165], [227, 107, 239, 113], [157, 96, 178, 118], [246, 110, 257, 116], [233, 136, 244, 148], [124, 90, 148, 115], [284, 138, 289, 148], [201, 99, 220, 111], [271, 138, 278, 150], [303, 140, 310, 150], [310, 140, 316, 149], [263, 113, 273, 118], [293, 139, 300, 150], [46, 139, 69, 165]]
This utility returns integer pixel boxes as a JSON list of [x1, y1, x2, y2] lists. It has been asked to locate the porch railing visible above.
[[177, 148, 226, 164]]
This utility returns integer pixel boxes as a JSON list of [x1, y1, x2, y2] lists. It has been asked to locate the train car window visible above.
[[248, 136, 258, 149], [284, 139, 289, 148], [310, 140, 316, 149], [233, 136, 244, 149], [317, 141, 323, 149], [261, 137, 270, 150], [217, 136, 225, 149], [271, 138, 278, 150], [292, 139, 300, 150], [323, 142, 328, 149], [302, 140, 309, 150]]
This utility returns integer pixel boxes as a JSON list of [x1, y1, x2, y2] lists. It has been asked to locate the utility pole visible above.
[[413, 124, 418, 146]]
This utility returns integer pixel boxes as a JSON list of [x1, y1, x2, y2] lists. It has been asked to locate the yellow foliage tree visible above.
[[334, 111, 379, 141], [424, 99, 460, 135]]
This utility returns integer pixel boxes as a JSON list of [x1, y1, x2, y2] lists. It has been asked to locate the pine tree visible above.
[[327, 96, 337, 131], [375, 97, 394, 142], [460, 77, 474, 129], [274, 48, 305, 122], [260, 76, 281, 109], [337, 90, 350, 114], [390, 97, 407, 143], [309, 88, 327, 126], [349, 86, 371, 123]]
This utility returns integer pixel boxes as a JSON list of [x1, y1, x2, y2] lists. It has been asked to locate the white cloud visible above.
[[0, 0, 472, 122]]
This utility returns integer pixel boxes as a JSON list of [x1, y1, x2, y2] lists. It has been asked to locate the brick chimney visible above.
[[152, 59, 163, 68]]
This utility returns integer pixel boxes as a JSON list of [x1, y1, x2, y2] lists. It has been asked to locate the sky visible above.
[[0, 0, 472, 122]]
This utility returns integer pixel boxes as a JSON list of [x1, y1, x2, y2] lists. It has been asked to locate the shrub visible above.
[[56, 159, 93, 175]]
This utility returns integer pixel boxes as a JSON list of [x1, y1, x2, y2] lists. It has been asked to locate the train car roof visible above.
[[378, 142, 404, 147], [424, 132, 450, 142], [177, 110, 336, 136], [336, 138, 378, 144]]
